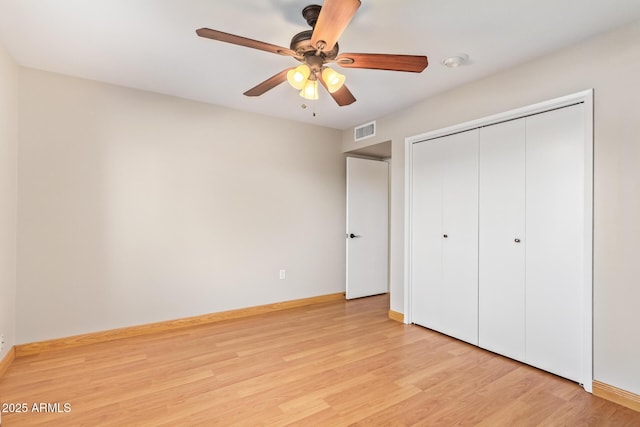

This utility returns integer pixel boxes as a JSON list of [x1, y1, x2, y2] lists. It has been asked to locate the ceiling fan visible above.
[[196, 0, 428, 106]]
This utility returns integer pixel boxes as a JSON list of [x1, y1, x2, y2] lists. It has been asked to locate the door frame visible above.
[[403, 89, 594, 391]]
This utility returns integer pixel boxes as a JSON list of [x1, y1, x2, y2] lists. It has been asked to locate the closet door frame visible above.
[[404, 90, 593, 392]]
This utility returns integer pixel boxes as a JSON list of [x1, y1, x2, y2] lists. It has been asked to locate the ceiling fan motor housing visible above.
[[290, 30, 339, 63]]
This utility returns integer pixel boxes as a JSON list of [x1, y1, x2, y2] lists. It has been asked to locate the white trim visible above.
[[405, 91, 591, 145], [345, 157, 352, 298], [403, 133, 412, 324], [582, 92, 594, 393], [404, 89, 594, 390]]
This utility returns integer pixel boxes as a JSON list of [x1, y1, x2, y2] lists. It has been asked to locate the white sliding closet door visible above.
[[478, 119, 526, 361], [412, 130, 479, 345], [525, 104, 584, 382]]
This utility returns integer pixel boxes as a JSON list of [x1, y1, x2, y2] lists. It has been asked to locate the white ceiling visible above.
[[2, 1, 640, 130]]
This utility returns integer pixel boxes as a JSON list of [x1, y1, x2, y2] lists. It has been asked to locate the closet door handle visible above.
[[514, 238, 521, 243], [443, 234, 448, 238]]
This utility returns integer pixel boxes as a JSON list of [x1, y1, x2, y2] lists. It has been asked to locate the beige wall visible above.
[[342, 21, 640, 395], [0, 43, 18, 360], [17, 69, 345, 343]]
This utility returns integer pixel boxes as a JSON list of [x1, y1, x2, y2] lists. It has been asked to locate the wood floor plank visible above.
[[1, 294, 638, 426]]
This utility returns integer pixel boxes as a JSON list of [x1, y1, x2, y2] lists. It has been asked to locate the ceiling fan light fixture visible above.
[[300, 79, 319, 100], [196, 2, 428, 107], [287, 64, 311, 90], [322, 67, 346, 93]]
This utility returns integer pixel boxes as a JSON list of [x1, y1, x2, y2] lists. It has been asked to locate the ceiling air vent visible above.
[[354, 121, 376, 142]]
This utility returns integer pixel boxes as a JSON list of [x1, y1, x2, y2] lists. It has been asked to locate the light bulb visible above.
[[287, 64, 311, 90], [300, 79, 319, 100], [321, 67, 346, 93]]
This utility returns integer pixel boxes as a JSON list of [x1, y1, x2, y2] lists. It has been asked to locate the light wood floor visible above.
[[1, 294, 638, 426]]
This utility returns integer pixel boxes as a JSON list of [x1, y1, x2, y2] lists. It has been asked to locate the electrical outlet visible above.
[[279, 269, 286, 280]]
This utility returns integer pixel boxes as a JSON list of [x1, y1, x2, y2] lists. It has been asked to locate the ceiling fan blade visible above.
[[336, 53, 429, 73], [196, 28, 297, 57], [310, 0, 361, 52], [318, 72, 356, 106], [244, 68, 294, 97]]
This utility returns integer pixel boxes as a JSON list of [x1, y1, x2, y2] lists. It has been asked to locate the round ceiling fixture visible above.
[[442, 54, 469, 68]]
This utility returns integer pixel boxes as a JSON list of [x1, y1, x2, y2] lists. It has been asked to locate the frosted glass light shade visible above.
[[321, 67, 346, 93], [300, 79, 319, 100], [287, 64, 311, 90]]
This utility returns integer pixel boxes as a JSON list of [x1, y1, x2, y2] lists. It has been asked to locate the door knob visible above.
[[348, 233, 361, 239], [443, 234, 448, 238], [514, 238, 521, 243]]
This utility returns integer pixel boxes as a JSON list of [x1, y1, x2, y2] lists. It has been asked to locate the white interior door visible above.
[[478, 119, 526, 361], [346, 157, 389, 299]]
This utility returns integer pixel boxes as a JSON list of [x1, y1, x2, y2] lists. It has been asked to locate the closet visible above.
[[410, 101, 588, 384]]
